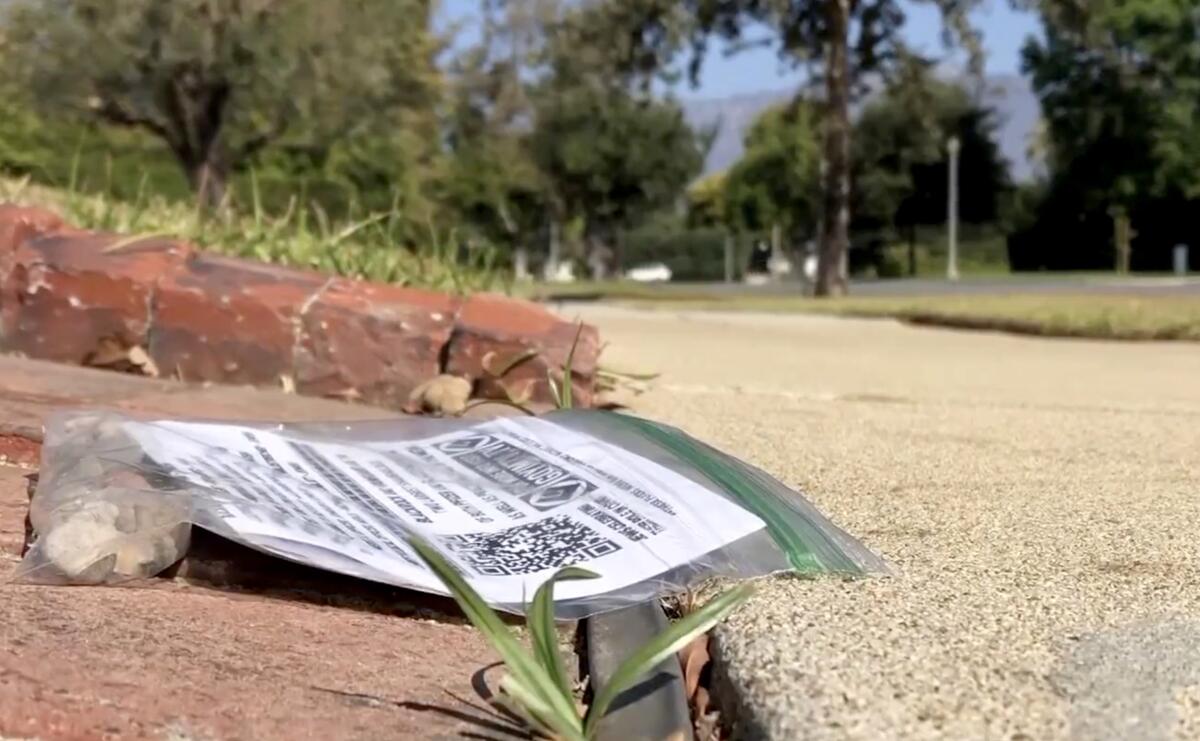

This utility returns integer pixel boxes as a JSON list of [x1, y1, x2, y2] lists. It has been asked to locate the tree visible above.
[[0, 0, 440, 208], [686, 101, 821, 283], [522, 1, 708, 277], [1016, 0, 1200, 270], [529, 82, 706, 276], [578, 0, 982, 295], [854, 66, 1010, 273], [1025, 0, 1200, 199], [440, 2, 549, 257], [723, 99, 821, 241], [686, 172, 731, 230]]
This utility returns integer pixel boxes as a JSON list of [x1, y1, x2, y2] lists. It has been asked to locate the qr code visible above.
[[440, 515, 621, 576]]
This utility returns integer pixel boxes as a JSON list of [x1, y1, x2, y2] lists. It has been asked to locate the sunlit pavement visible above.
[[575, 304, 1200, 741]]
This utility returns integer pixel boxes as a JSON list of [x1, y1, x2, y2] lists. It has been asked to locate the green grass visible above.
[[406, 533, 753, 740], [796, 294, 1200, 341], [875, 234, 1012, 278], [522, 282, 1200, 341], [0, 175, 507, 294]]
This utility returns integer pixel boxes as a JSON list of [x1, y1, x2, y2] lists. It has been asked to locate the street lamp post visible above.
[[947, 135, 961, 281]]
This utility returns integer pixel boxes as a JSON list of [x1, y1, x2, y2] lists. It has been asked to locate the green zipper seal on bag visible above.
[[598, 413, 862, 574]]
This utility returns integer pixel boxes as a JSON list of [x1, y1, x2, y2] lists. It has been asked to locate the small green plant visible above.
[[406, 534, 753, 740], [548, 322, 586, 410]]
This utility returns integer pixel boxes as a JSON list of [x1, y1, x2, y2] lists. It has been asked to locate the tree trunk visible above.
[[514, 246, 531, 280], [544, 220, 562, 281], [908, 223, 917, 276], [816, 0, 852, 297], [585, 230, 610, 280], [163, 74, 232, 213], [186, 154, 229, 212], [724, 232, 735, 283], [612, 227, 625, 277]]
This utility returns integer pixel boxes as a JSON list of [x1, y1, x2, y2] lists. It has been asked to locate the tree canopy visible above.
[[723, 99, 821, 239], [576, 0, 984, 294], [459, 0, 709, 274], [0, 0, 440, 207], [854, 66, 1009, 231], [1015, 0, 1200, 270], [0, 0, 1180, 280]]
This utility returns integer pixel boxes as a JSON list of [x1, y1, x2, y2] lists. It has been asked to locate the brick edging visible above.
[[0, 204, 598, 409]]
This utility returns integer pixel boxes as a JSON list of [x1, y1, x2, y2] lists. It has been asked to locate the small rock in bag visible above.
[[39, 492, 190, 583]]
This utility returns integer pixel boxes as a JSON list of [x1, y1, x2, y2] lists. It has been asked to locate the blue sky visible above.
[[437, 0, 1042, 98]]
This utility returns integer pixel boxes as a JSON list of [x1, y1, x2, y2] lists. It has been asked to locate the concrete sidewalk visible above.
[[573, 305, 1200, 741]]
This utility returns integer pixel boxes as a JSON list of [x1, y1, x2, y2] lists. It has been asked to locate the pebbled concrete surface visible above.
[[572, 305, 1200, 741]]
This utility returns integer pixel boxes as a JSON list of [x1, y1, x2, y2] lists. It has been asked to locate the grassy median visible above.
[[526, 283, 1200, 341]]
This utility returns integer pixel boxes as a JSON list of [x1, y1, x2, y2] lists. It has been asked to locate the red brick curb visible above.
[[0, 204, 598, 408]]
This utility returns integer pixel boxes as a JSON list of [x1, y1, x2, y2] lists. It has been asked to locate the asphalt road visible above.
[[571, 305, 1200, 741], [620, 274, 1200, 298], [850, 275, 1200, 296]]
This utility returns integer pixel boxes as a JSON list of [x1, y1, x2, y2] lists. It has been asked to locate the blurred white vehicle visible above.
[[625, 262, 672, 283], [545, 260, 577, 283], [803, 253, 818, 282]]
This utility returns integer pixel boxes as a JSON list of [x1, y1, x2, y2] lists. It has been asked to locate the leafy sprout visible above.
[[405, 534, 753, 740]]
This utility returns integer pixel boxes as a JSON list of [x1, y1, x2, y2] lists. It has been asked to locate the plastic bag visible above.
[[19, 409, 886, 616], [22, 414, 192, 585]]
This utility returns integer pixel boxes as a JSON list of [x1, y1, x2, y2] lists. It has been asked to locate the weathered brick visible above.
[[446, 292, 599, 407], [0, 205, 602, 409], [0, 204, 68, 298], [0, 204, 64, 254], [295, 278, 459, 406], [0, 232, 190, 366], [150, 254, 326, 387]]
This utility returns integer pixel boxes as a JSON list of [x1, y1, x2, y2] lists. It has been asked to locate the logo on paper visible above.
[[521, 477, 595, 510], [434, 434, 498, 455], [435, 433, 597, 511]]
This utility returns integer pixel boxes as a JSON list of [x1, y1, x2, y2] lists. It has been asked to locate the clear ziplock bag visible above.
[[18, 409, 887, 617]]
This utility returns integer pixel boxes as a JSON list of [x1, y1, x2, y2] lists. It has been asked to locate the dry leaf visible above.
[[502, 378, 536, 407], [127, 345, 159, 377], [86, 339, 159, 377], [87, 337, 129, 367], [679, 634, 711, 701], [406, 374, 471, 415], [694, 685, 712, 718]]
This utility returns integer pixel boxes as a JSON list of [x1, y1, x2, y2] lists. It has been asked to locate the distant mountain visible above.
[[983, 74, 1043, 183], [681, 74, 1042, 182]]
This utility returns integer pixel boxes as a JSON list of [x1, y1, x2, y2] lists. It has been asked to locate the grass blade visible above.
[[67, 133, 83, 195], [485, 349, 540, 379], [596, 367, 661, 382], [331, 212, 389, 246], [529, 567, 600, 700], [250, 167, 263, 227], [583, 583, 754, 736], [405, 534, 584, 737], [558, 322, 585, 410], [132, 171, 149, 223], [460, 398, 538, 417], [101, 231, 173, 254], [546, 371, 563, 408], [501, 675, 586, 741]]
